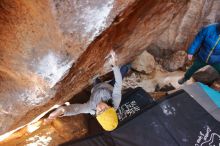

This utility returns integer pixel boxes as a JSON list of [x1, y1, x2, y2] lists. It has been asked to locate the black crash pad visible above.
[[61, 89, 220, 146]]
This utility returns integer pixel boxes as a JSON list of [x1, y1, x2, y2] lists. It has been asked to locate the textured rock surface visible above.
[[162, 51, 187, 71], [131, 51, 155, 74], [0, 0, 219, 136], [0, 115, 88, 146], [192, 66, 220, 85], [147, 0, 220, 59], [0, 0, 135, 134]]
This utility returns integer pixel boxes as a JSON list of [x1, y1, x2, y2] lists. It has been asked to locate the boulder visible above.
[[192, 66, 220, 85], [131, 51, 155, 74], [162, 51, 187, 71]]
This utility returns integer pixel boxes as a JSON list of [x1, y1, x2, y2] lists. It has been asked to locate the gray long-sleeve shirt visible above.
[[63, 66, 122, 116]]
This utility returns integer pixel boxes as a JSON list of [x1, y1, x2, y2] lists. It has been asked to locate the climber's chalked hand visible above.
[[44, 106, 65, 124]]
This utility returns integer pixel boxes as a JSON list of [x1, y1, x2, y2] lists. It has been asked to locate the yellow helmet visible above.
[[96, 107, 118, 131]]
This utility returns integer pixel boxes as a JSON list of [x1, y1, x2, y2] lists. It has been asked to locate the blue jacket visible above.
[[188, 23, 220, 64]]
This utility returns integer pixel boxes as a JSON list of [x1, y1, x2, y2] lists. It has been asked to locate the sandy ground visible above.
[[123, 65, 194, 92]]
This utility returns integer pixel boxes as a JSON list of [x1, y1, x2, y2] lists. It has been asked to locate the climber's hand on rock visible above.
[[187, 54, 193, 61], [49, 106, 66, 118], [108, 50, 118, 67], [44, 106, 66, 124], [104, 50, 118, 71]]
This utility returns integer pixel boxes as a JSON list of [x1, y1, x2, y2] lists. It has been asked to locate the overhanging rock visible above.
[[0, 0, 217, 135]]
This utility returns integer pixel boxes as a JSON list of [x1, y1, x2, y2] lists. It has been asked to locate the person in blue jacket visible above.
[[178, 23, 220, 84]]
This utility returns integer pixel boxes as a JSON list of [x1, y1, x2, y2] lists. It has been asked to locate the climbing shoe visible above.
[[178, 77, 187, 85]]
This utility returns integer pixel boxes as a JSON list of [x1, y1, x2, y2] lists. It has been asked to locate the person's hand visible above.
[[108, 50, 118, 67], [44, 106, 65, 124], [187, 54, 193, 61]]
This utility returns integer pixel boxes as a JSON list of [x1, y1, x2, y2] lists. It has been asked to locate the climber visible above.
[[45, 50, 131, 131], [178, 23, 220, 84]]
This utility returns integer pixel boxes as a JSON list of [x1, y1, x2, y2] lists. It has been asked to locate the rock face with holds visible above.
[[0, 0, 219, 135]]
